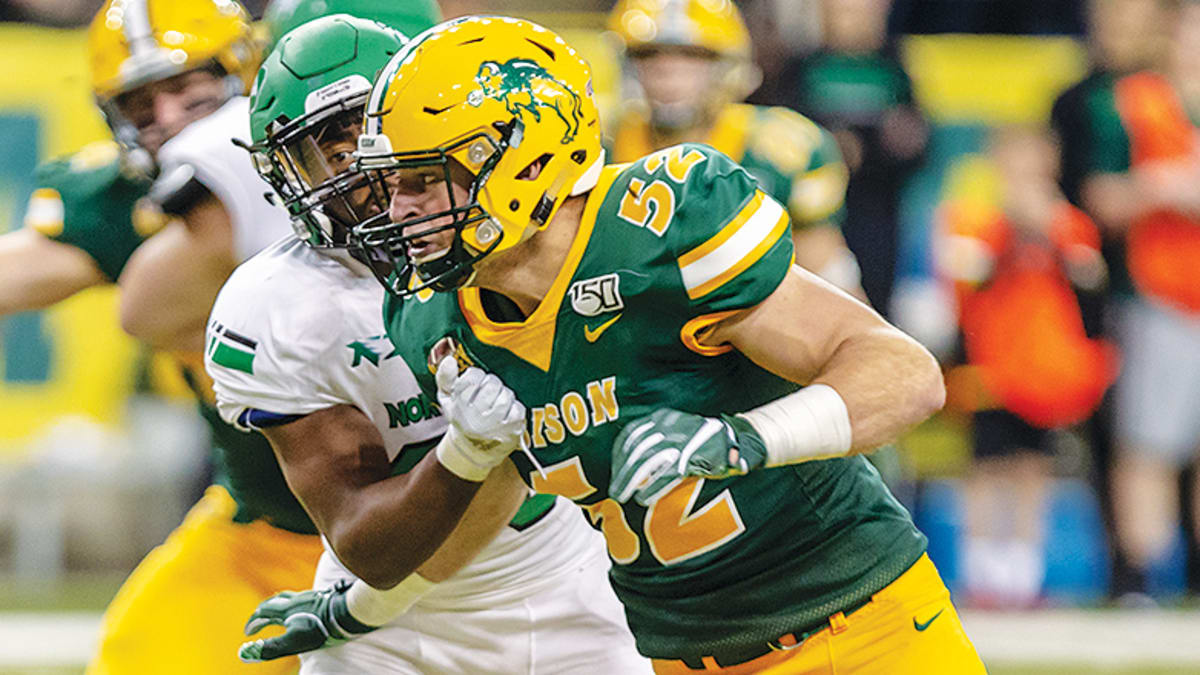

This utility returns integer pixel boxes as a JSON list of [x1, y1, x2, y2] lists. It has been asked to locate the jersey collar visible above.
[[458, 165, 625, 371]]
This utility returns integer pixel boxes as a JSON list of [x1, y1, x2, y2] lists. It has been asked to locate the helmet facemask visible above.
[[354, 122, 517, 297], [251, 97, 378, 249], [101, 62, 235, 169], [89, 0, 259, 166]]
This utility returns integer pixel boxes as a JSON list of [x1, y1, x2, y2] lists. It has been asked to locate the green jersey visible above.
[[23, 141, 156, 280], [383, 145, 926, 659]]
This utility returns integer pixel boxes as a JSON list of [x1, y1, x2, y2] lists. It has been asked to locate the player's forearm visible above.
[[412, 461, 526, 582], [0, 230, 106, 315], [812, 326, 944, 452], [118, 251, 216, 350], [324, 455, 482, 589]]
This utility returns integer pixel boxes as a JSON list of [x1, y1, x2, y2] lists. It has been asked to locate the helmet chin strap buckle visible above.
[[530, 193, 554, 225]]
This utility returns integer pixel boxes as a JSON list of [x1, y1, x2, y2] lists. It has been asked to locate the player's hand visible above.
[[239, 580, 375, 662], [434, 355, 527, 481], [610, 409, 766, 506]]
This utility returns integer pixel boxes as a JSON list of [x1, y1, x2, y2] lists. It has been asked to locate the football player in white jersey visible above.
[[205, 16, 648, 673]]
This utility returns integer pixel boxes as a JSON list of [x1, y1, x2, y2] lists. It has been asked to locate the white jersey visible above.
[[204, 237, 610, 609], [156, 96, 292, 262]]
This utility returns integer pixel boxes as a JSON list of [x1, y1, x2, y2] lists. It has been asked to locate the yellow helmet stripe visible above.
[[122, 0, 157, 59]]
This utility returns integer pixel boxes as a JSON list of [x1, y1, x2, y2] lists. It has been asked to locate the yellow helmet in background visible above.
[[89, 0, 258, 104], [608, 0, 751, 62], [607, 0, 760, 130], [357, 16, 604, 296]]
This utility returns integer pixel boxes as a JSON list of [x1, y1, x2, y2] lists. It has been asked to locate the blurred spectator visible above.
[[761, 0, 928, 316], [936, 125, 1115, 608], [606, 0, 864, 293], [889, 0, 1086, 35], [1049, 0, 1171, 601], [1072, 0, 1200, 603]]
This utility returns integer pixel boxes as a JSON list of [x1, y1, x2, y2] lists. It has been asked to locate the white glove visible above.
[[434, 356, 526, 481]]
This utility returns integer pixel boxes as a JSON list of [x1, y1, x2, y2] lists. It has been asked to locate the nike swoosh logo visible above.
[[584, 313, 622, 343], [913, 608, 945, 632]]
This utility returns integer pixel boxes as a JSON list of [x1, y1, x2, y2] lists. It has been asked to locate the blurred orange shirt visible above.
[[939, 199, 1117, 428], [1116, 71, 1200, 313]]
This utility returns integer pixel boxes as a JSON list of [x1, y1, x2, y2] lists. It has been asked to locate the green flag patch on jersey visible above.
[[207, 321, 258, 374]]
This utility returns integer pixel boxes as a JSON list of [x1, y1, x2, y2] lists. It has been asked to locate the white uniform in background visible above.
[[205, 237, 649, 674], [155, 96, 292, 261]]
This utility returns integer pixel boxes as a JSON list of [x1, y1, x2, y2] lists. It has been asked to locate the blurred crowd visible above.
[[1, 0, 1199, 615]]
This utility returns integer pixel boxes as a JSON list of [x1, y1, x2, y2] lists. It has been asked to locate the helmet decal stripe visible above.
[[123, 0, 158, 59]]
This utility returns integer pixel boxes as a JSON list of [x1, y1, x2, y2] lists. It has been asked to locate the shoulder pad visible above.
[[745, 106, 828, 176], [612, 144, 792, 308]]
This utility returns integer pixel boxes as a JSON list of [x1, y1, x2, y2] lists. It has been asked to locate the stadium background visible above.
[[0, 0, 1197, 672]]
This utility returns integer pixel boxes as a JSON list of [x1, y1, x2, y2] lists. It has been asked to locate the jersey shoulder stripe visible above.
[[23, 187, 65, 236], [677, 190, 788, 299], [600, 144, 794, 312]]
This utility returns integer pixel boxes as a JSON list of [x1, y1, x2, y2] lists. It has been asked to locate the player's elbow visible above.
[[118, 296, 154, 342], [327, 522, 416, 590], [119, 296, 204, 351], [908, 342, 946, 423]]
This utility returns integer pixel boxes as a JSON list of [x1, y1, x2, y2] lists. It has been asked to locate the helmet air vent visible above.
[[525, 39, 555, 60], [516, 153, 552, 181]]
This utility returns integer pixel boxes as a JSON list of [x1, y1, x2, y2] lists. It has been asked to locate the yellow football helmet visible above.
[[89, 0, 258, 151], [357, 16, 604, 296], [609, 0, 751, 62], [608, 0, 759, 128]]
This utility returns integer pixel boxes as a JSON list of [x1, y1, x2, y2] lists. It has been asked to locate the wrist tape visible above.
[[342, 573, 437, 629], [736, 383, 852, 466], [435, 427, 499, 482]]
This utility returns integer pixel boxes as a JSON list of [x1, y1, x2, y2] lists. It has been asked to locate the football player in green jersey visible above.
[[606, 0, 864, 296], [73, 3, 331, 674], [346, 15, 986, 674]]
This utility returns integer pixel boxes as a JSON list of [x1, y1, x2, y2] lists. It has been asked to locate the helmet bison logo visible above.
[[468, 58, 584, 144]]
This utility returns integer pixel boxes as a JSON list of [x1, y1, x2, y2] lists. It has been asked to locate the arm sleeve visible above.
[[155, 98, 293, 262]]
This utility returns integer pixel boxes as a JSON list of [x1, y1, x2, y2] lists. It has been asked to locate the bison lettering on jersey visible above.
[[527, 377, 620, 448]]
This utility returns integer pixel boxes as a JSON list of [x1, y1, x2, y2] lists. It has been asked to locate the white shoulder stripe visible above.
[[678, 195, 786, 298]]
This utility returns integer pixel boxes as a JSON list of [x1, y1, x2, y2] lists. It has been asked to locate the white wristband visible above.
[[434, 427, 500, 482], [345, 573, 437, 627], [736, 383, 853, 466]]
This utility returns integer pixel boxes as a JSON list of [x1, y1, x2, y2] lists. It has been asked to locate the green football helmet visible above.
[[262, 0, 441, 48], [247, 14, 406, 248]]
